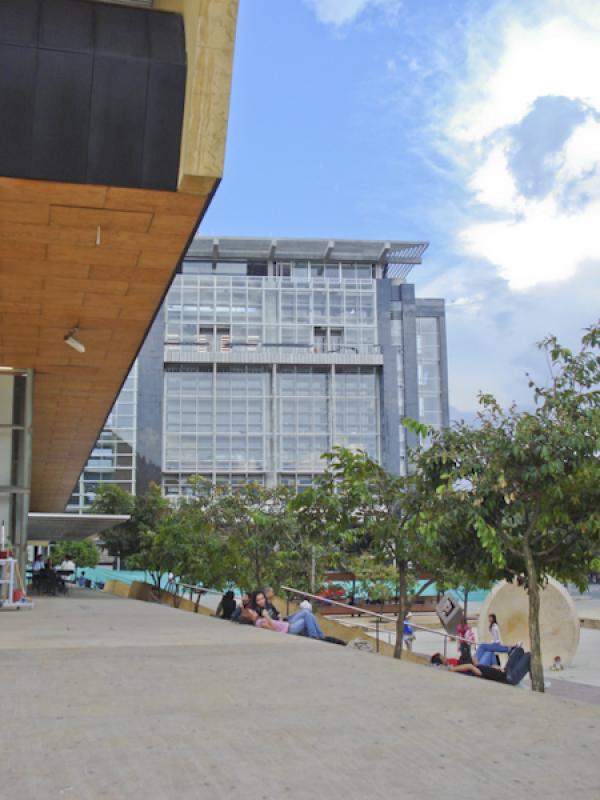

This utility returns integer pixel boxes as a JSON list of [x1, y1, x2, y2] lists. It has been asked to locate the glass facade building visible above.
[[72, 237, 449, 505], [68, 366, 138, 512]]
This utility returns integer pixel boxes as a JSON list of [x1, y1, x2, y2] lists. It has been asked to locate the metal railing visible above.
[[165, 581, 229, 613], [281, 585, 468, 656]]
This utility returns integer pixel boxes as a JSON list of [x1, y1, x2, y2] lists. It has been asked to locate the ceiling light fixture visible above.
[[64, 327, 86, 354]]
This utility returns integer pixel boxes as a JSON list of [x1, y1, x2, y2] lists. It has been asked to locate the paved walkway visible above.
[[2, 590, 600, 800]]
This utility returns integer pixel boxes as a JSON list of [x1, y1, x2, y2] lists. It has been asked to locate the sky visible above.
[[201, 0, 600, 418]]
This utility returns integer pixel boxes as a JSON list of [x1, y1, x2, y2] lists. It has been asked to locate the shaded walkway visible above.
[[2, 590, 599, 799]]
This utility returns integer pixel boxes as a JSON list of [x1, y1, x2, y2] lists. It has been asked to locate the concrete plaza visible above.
[[2, 589, 600, 800]]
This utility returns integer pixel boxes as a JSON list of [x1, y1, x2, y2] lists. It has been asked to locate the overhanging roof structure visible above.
[[27, 512, 130, 542], [0, 0, 239, 513], [187, 237, 429, 280]]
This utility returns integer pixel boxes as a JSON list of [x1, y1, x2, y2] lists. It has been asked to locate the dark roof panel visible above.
[[39, 0, 94, 52], [0, 0, 39, 46], [95, 3, 148, 59], [0, 0, 186, 191]]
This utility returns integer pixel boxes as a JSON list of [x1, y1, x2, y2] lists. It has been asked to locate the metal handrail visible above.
[[281, 585, 472, 656], [177, 582, 228, 597], [163, 582, 232, 613]]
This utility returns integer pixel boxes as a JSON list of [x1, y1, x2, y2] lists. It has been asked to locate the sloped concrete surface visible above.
[[2, 590, 599, 799]]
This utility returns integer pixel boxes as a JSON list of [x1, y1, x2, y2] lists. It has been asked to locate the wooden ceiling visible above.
[[0, 175, 210, 512]]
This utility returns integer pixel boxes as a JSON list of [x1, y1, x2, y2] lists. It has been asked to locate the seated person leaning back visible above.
[[431, 645, 531, 686], [242, 590, 326, 640]]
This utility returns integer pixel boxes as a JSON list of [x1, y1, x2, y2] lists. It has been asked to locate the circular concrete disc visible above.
[[478, 578, 580, 668]]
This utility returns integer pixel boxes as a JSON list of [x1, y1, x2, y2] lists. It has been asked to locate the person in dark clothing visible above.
[[215, 590, 236, 620], [231, 593, 253, 624], [431, 647, 531, 686]]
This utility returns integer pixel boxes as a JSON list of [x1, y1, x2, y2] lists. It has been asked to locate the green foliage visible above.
[[415, 320, 600, 690], [51, 539, 99, 568], [90, 484, 137, 560], [91, 483, 169, 564], [128, 512, 193, 589], [350, 554, 396, 605]]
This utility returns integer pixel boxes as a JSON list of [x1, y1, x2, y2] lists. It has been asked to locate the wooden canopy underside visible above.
[[0, 176, 210, 512]]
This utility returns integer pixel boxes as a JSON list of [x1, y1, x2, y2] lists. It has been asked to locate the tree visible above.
[[414, 468, 501, 621], [416, 321, 600, 691], [283, 483, 345, 593], [302, 446, 438, 659], [350, 554, 396, 611], [128, 511, 193, 592], [175, 482, 242, 591], [201, 482, 290, 591], [51, 539, 99, 568], [91, 483, 170, 568], [90, 484, 136, 565]]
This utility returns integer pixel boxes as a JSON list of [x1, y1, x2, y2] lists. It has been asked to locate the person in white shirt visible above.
[[299, 598, 312, 611], [59, 558, 75, 573], [489, 613, 502, 644], [32, 554, 45, 572]]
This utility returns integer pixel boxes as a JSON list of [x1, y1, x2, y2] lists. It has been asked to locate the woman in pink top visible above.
[[251, 590, 326, 639]]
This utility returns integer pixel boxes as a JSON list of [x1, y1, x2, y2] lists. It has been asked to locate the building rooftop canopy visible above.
[[27, 513, 130, 542], [189, 236, 428, 279]]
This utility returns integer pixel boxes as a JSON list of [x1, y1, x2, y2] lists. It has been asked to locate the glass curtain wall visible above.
[[162, 363, 380, 497], [68, 364, 138, 511], [416, 317, 443, 429], [165, 272, 377, 354]]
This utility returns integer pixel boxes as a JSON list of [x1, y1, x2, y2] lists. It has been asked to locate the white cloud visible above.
[[305, 0, 401, 26], [444, 1, 600, 290], [412, 0, 600, 412], [469, 142, 519, 211], [449, 11, 600, 144]]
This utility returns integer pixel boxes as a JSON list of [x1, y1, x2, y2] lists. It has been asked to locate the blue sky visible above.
[[202, 0, 600, 417]]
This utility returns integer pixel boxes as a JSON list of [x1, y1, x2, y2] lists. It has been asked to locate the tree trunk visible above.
[[254, 541, 261, 587], [394, 562, 409, 659], [523, 543, 544, 692], [463, 588, 469, 623]]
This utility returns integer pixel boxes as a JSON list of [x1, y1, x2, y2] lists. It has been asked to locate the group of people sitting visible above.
[[431, 613, 532, 686], [31, 554, 73, 595], [215, 587, 346, 646]]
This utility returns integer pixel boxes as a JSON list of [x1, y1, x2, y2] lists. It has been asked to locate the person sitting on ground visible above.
[[232, 593, 253, 624], [78, 571, 87, 588], [248, 590, 327, 640], [430, 646, 531, 686], [263, 586, 281, 620], [299, 598, 312, 611], [215, 590, 236, 620]]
